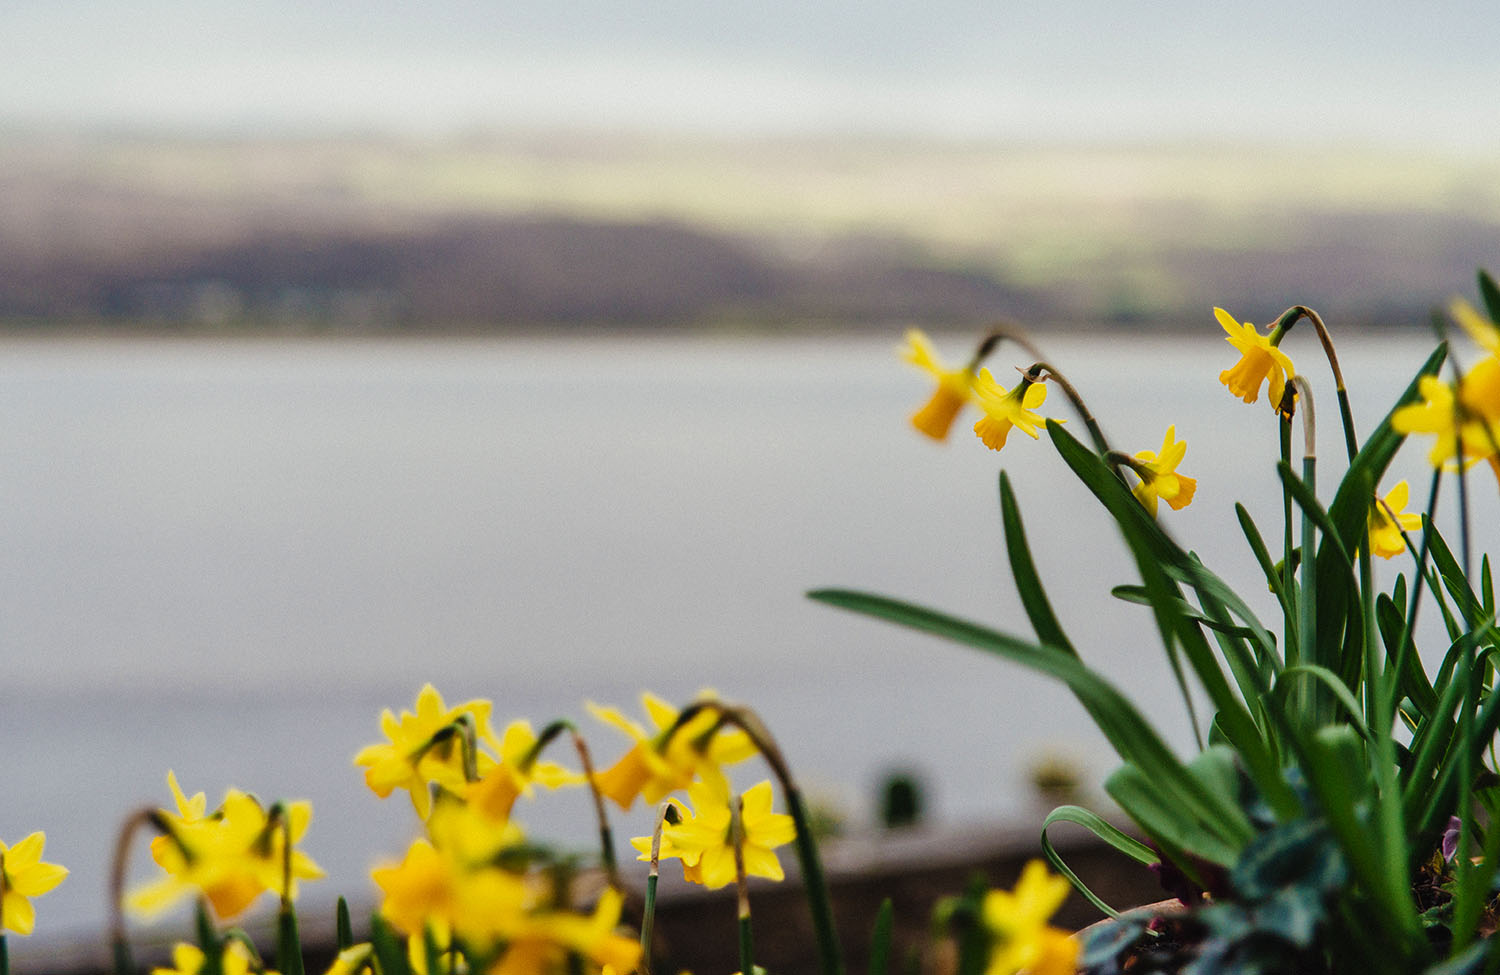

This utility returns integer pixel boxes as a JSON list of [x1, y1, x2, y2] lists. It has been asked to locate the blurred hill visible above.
[[3, 130, 1498, 331]]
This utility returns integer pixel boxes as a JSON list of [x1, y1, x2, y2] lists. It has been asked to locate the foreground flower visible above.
[[631, 770, 795, 889], [1130, 426, 1197, 518], [1369, 480, 1422, 559], [489, 887, 643, 975], [1391, 375, 1500, 472], [1216, 307, 1295, 408], [151, 940, 272, 975], [588, 691, 756, 809], [130, 783, 324, 920], [980, 860, 1078, 975], [0, 832, 68, 936], [899, 329, 978, 439], [971, 369, 1051, 451], [355, 683, 501, 819]]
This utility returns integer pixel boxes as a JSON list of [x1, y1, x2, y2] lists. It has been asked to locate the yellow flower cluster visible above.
[[355, 685, 795, 975], [128, 771, 324, 921], [901, 328, 1195, 519]]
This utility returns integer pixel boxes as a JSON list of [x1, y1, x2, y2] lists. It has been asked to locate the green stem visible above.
[[529, 719, 620, 885], [639, 800, 679, 975], [109, 807, 167, 975], [1, 934, 8, 975], [1280, 405, 1297, 670], [1272, 305, 1357, 461], [733, 794, 756, 975]]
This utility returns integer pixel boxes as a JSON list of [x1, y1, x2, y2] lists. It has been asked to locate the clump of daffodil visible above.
[[900, 329, 980, 439], [372, 795, 641, 975], [629, 769, 795, 889], [588, 690, 756, 810], [151, 939, 273, 975], [979, 860, 1078, 975], [354, 683, 504, 819], [128, 774, 324, 921], [0, 831, 68, 936], [1128, 426, 1197, 518], [1369, 480, 1423, 560], [1392, 299, 1500, 477], [971, 368, 1053, 452], [1216, 307, 1295, 408]]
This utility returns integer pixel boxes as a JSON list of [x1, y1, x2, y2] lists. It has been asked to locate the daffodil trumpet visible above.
[[663, 699, 843, 975]]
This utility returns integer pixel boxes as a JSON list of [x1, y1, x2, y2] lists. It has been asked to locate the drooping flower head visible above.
[[354, 683, 502, 819], [980, 860, 1078, 975], [1130, 426, 1197, 518], [1369, 480, 1422, 560], [466, 720, 584, 824], [630, 769, 795, 889], [0, 831, 68, 936], [129, 777, 323, 921], [587, 691, 756, 810], [1216, 307, 1295, 408], [971, 369, 1053, 452], [899, 329, 979, 440]]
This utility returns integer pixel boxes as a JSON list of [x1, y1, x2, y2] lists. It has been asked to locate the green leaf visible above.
[[336, 897, 354, 952], [1479, 268, 1500, 324], [868, 900, 894, 975], [278, 905, 306, 975], [808, 588, 1254, 851], [999, 471, 1075, 655], [1039, 805, 1157, 918], [1105, 762, 1243, 867], [369, 914, 412, 975]]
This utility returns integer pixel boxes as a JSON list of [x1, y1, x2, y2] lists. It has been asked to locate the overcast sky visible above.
[[2, 0, 1496, 148]]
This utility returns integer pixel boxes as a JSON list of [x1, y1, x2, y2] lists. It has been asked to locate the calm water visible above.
[[0, 330, 1490, 953]]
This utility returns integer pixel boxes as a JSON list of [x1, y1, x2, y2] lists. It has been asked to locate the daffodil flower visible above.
[[1216, 307, 1295, 407], [1369, 480, 1422, 560], [630, 769, 795, 890], [587, 691, 756, 809], [971, 369, 1052, 451], [0, 832, 67, 936], [466, 720, 584, 823], [899, 329, 978, 439], [488, 888, 643, 975], [354, 683, 502, 819], [1391, 375, 1500, 471], [130, 780, 323, 920], [980, 860, 1078, 975], [1130, 426, 1198, 518]]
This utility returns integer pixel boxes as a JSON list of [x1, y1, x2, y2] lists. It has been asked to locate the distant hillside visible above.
[[2, 131, 1497, 330]]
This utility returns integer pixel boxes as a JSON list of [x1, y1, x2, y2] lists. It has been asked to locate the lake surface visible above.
[[0, 329, 1491, 953]]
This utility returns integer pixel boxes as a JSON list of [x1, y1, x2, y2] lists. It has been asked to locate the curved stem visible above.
[[530, 718, 620, 885], [639, 801, 681, 975], [1274, 305, 1357, 461], [732, 794, 756, 975], [967, 321, 1112, 458], [663, 701, 844, 975], [109, 806, 168, 975], [1028, 362, 1112, 458]]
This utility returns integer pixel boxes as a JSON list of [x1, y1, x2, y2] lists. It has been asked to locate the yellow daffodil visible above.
[[971, 369, 1052, 452], [1131, 426, 1197, 518], [488, 888, 643, 975], [899, 329, 978, 439], [1391, 375, 1500, 472], [1216, 308, 1295, 407], [631, 770, 795, 890], [466, 720, 583, 823], [1369, 480, 1422, 560], [130, 781, 323, 920], [980, 860, 1078, 975], [0, 832, 67, 936], [150, 940, 273, 975], [322, 944, 375, 975], [587, 691, 756, 810], [354, 683, 502, 819], [372, 835, 527, 945]]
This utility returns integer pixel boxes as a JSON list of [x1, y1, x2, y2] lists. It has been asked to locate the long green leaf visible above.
[[999, 471, 1075, 655], [1040, 805, 1158, 918], [807, 588, 1254, 850]]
